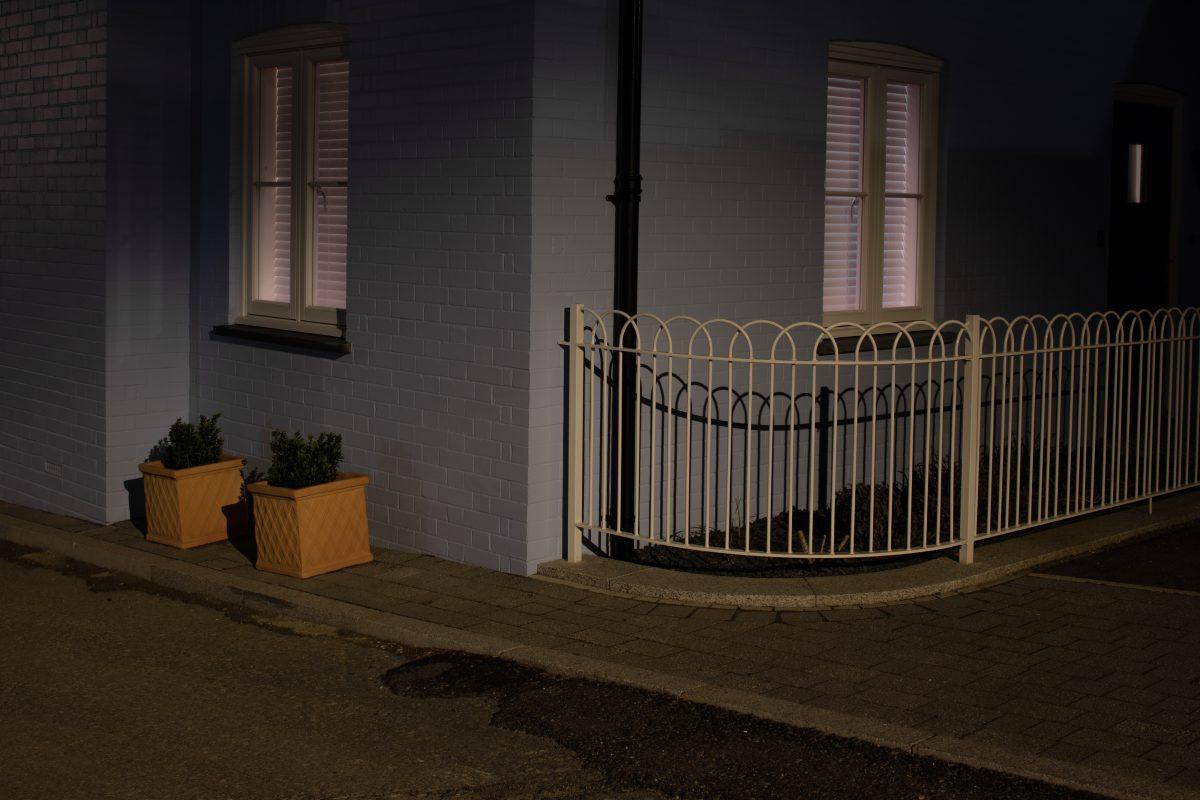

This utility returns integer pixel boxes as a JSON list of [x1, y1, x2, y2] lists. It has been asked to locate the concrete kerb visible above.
[[536, 494, 1200, 609], [913, 735, 1192, 800], [0, 511, 1194, 800]]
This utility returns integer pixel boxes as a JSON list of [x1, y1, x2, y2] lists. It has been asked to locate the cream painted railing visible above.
[[563, 306, 1200, 564]]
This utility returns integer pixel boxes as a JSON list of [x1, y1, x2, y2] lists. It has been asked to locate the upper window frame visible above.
[[234, 24, 349, 337], [823, 42, 941, 327]]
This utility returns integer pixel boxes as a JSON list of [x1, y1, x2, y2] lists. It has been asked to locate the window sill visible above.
[[210, 323, 351, 355]]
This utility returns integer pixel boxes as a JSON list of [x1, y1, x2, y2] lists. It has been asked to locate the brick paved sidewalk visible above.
[[3, 500, 1199, 799]]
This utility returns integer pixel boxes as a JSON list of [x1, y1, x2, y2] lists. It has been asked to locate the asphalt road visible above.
[[0, 539, 1105, 800], [1039, 521, 1200, 593]]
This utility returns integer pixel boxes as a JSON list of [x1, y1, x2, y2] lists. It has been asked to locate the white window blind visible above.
[[823, 75, 864, 313], [254, 65, 293, 304], [882, 82, 920, 309], [312, 59, 349, 310]]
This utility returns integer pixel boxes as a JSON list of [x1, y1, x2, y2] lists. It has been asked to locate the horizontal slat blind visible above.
[[882, 196, 918, 307], [313, 59, 349, 310], [882, 82, 920, 308], [825, 75, 863, 192], [884, 82, 920, 193], [823, 196, 861, 312], [824, 74, 864, 313], [254, 65, 293, 305]]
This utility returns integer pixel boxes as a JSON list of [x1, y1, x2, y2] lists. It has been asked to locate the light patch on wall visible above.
[[1127, 143, 1145, 204]]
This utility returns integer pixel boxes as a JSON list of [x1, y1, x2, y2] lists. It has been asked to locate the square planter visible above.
[[247, 473, 372, 578], [138, 456, 247, 548]]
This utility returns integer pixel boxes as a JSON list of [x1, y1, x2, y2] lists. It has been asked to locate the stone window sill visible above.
[[210, 323, 351, 355]]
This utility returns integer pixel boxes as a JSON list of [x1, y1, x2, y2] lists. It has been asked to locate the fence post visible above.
[[958, 314, 983, 564], [565, 304, 585, 562]]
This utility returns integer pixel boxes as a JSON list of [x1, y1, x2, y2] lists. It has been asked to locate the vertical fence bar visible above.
[[565, 304, 585, 562], [958, 314, 983, 564]]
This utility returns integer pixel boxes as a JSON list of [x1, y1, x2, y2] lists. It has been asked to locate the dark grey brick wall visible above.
[[0, 0, 109, 521]]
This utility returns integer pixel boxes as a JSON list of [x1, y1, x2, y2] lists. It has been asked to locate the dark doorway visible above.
[[1107, 100, 1175, 311]]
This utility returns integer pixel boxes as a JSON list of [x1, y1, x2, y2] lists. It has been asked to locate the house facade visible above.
[[2, 0, 1197, 575]]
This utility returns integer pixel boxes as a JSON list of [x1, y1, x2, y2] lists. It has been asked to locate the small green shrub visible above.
[[152, 414, 224, 470], [266, 430, 343, 489], [240, 466, 266, 535], [240, 466, 266, 500]]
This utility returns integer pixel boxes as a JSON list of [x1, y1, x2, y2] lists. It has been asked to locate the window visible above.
[[823, 42, 940, 323], [236, 25, 349, 335]]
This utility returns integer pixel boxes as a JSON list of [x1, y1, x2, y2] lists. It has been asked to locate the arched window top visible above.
[[235, 23, 348, 56], [829, 41, 942, 73]]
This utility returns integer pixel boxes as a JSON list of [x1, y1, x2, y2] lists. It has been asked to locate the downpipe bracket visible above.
[[605, 176, 643, 204]]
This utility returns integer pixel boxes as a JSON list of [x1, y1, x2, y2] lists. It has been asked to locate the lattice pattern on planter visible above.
[[253, 495, 301, 567], [250, 476, 371, 578], [140, 459, 245, 549]]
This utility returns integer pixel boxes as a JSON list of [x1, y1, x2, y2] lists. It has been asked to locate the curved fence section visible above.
[[562, 305, 1200, 563]]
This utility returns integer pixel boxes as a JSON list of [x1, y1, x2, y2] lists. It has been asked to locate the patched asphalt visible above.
[[381, 652, 1105, 800]]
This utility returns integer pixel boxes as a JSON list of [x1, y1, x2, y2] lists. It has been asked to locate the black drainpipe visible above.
[[606, 0, 643, 560]]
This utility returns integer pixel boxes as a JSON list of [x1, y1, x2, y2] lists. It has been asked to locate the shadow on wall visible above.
[[124, 477, 146, 527], [942, 151, 1107, 320], [1124, 0, 1197, 85]]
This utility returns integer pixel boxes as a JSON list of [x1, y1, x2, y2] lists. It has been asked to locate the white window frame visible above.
[[823, 42, 941, 326], [235, 24, 349, 336]]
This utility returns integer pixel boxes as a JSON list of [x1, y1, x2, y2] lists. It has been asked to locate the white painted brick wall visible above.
[[8, 0, 1197, 574], [190, 0, 536, 573], [0, 0, 109, 522], [522, 0, 1200, 568], [526, 0, 825, 567]]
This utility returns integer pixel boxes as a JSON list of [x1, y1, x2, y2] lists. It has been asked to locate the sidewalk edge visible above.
[[537, 508, 1196, 610]]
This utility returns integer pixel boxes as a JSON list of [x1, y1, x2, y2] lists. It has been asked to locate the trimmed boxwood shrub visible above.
[[267, 430, 343, 489], [153, 414, 224, 470]]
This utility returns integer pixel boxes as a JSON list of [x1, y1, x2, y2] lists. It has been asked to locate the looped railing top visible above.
[[578, 308, 976, 366]]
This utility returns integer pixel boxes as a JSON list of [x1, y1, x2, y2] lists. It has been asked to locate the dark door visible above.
[[1107, 101, 1174, 311]]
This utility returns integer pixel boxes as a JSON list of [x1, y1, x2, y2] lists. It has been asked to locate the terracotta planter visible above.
[[138, 456, 248, 548], [247, 473, 372, 578]]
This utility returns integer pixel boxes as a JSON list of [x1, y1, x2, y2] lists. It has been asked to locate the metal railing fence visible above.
[[563, 305, 1200, 563]]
